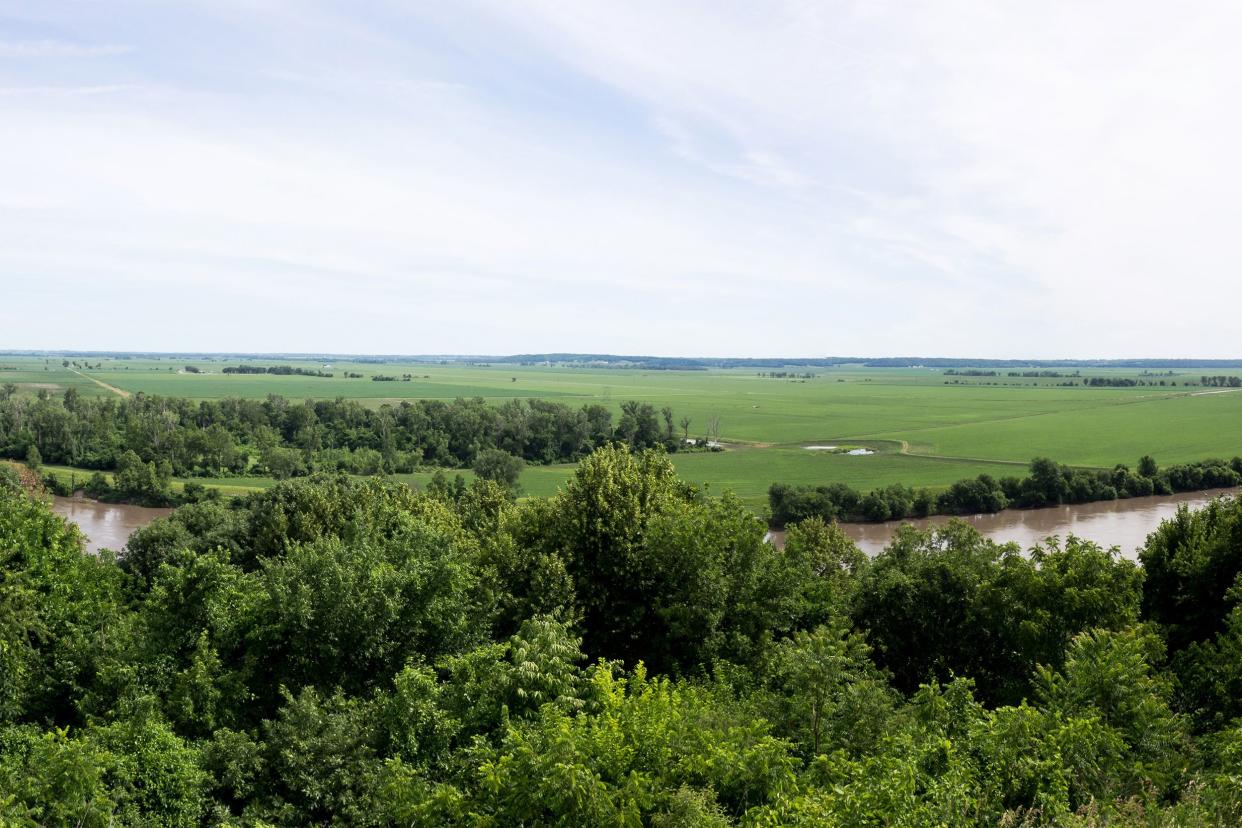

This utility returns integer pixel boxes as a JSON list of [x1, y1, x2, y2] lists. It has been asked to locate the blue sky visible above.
[[3, 1, 1241, 357]]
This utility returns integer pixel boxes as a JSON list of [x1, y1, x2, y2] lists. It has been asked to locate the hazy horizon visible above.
[[5, 349, 1242, 365]]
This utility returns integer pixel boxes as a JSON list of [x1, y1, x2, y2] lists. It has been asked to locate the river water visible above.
[[51, 495, 173, 555], [767, 487, 1239, 559], [48, 486, 1241, 560]]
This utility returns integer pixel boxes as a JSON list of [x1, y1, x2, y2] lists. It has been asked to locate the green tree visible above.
[[472, 448, 524, 490], [113, 449, 171, 503], [1035, 626, 1187, 795], [766, 620, 893, 756], [0, 484, 127, 726], [0, 726, 117, 827], [854, 522, 1141, 705], [255, 688, 385, 825], [775, 517, 867, 628]]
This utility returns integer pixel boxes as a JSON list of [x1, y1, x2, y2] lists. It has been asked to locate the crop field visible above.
[[5, 355, 1242, 507]]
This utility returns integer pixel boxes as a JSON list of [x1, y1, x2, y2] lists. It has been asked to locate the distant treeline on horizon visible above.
[[6, 350, 1242, 370]]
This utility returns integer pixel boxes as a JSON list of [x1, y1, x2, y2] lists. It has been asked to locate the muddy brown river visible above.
[[52, 495, 173, 555], [767, 487, 1239, 559], [48, 487, 1241, 560]]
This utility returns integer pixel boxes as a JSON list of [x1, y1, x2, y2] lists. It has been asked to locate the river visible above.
[[47, 486, 1241, 560], [51, 495, 173, 555], [767, 487, 1240, 559]]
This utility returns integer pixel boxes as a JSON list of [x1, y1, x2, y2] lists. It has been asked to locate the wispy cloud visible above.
[[0, 84, 138, 96], [0, 39, 130, 58], [1, 2, 1240, 356]]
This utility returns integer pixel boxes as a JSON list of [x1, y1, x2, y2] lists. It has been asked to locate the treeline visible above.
[[949, 374, 1230, 388], [3, 447, 1242, 824], [770, 455, 1242, 525], [1085, 376, 1140, 387], [221, 365, 333, 377], [498, 353, 1242, 369], [947, 374, 1238, 388], [0, 386, 689, 481], [1008, 369, 1077, 377], [1201, 375, 1242, 387]]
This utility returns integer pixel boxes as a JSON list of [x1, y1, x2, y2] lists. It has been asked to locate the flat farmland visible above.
[[5, 356, 1240, 508]]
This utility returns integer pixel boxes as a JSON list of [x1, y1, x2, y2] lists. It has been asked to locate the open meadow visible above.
[[5, 355, 1241, 507]]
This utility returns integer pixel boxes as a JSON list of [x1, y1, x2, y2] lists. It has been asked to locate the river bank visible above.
[[766, 486, 1239, 559]]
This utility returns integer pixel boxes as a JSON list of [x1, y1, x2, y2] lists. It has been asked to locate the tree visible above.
[[472, 448, 524, 491], [1138, 455, 1159, 478], [679, 416, 691, 441], [113, 449, 171, 503], [23, 444, 40, 471], [1141, 497, 1242, 653], [253, 687, 385, 824], [1025, 457, 1068, 506], [616, 401, 662, 449], [1035, 626, 1187, 795], [0, 727, 118, 826], [777, 517, 867, 627], [548, 444, 687, 664], [853, 521, 1141, 705], [262, 445, 307, 480], [767, 620, 890, 756], [239, 521, 485, 711]]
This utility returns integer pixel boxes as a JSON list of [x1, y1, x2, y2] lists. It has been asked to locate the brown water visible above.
[[51, 495, 173, 555], [767, 487, 1239, 559]]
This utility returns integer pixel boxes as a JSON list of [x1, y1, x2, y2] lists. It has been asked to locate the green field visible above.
[[6, 355, 1241, 508]]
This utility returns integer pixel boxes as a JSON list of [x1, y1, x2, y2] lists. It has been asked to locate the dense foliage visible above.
[[770, 455, 1242, 525], [0, 386, 684, 483], [221, 366, 334, 378], [3, 447, 1242, 824]]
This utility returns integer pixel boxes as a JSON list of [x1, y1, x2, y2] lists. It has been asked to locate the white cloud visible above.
[[0, 39, 130, 58]]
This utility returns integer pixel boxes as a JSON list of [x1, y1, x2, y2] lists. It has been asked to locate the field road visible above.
[[71, 369, 131, 398]]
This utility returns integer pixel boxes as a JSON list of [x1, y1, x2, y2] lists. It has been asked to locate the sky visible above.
[[3, 1, 1241, 358]]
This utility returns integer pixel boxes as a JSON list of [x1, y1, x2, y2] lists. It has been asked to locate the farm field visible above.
[[5, 355, 1242, 508]]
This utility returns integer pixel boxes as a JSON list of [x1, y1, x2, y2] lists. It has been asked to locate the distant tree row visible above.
[[947, 377, 1213, 387], [0, 387, 691, 483], [1201, 375, 1242, 387], [769, 455, 1242, 525], [1007, 369, 1078, 377], [221, 365, 333, 377]]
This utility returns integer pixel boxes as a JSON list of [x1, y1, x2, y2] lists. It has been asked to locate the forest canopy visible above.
[[2, 446, 1242, 824], [0, 387, 685, 485]]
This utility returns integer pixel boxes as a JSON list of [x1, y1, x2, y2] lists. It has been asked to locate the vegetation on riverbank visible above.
[[3, 444, 1242, 823], [0, 387, 690, 484], [770, 455, 1242, 526]]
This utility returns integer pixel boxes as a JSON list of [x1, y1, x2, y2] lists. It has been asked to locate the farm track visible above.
[[72, 369, 131, 398], [891, 439, 1100, 470]]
